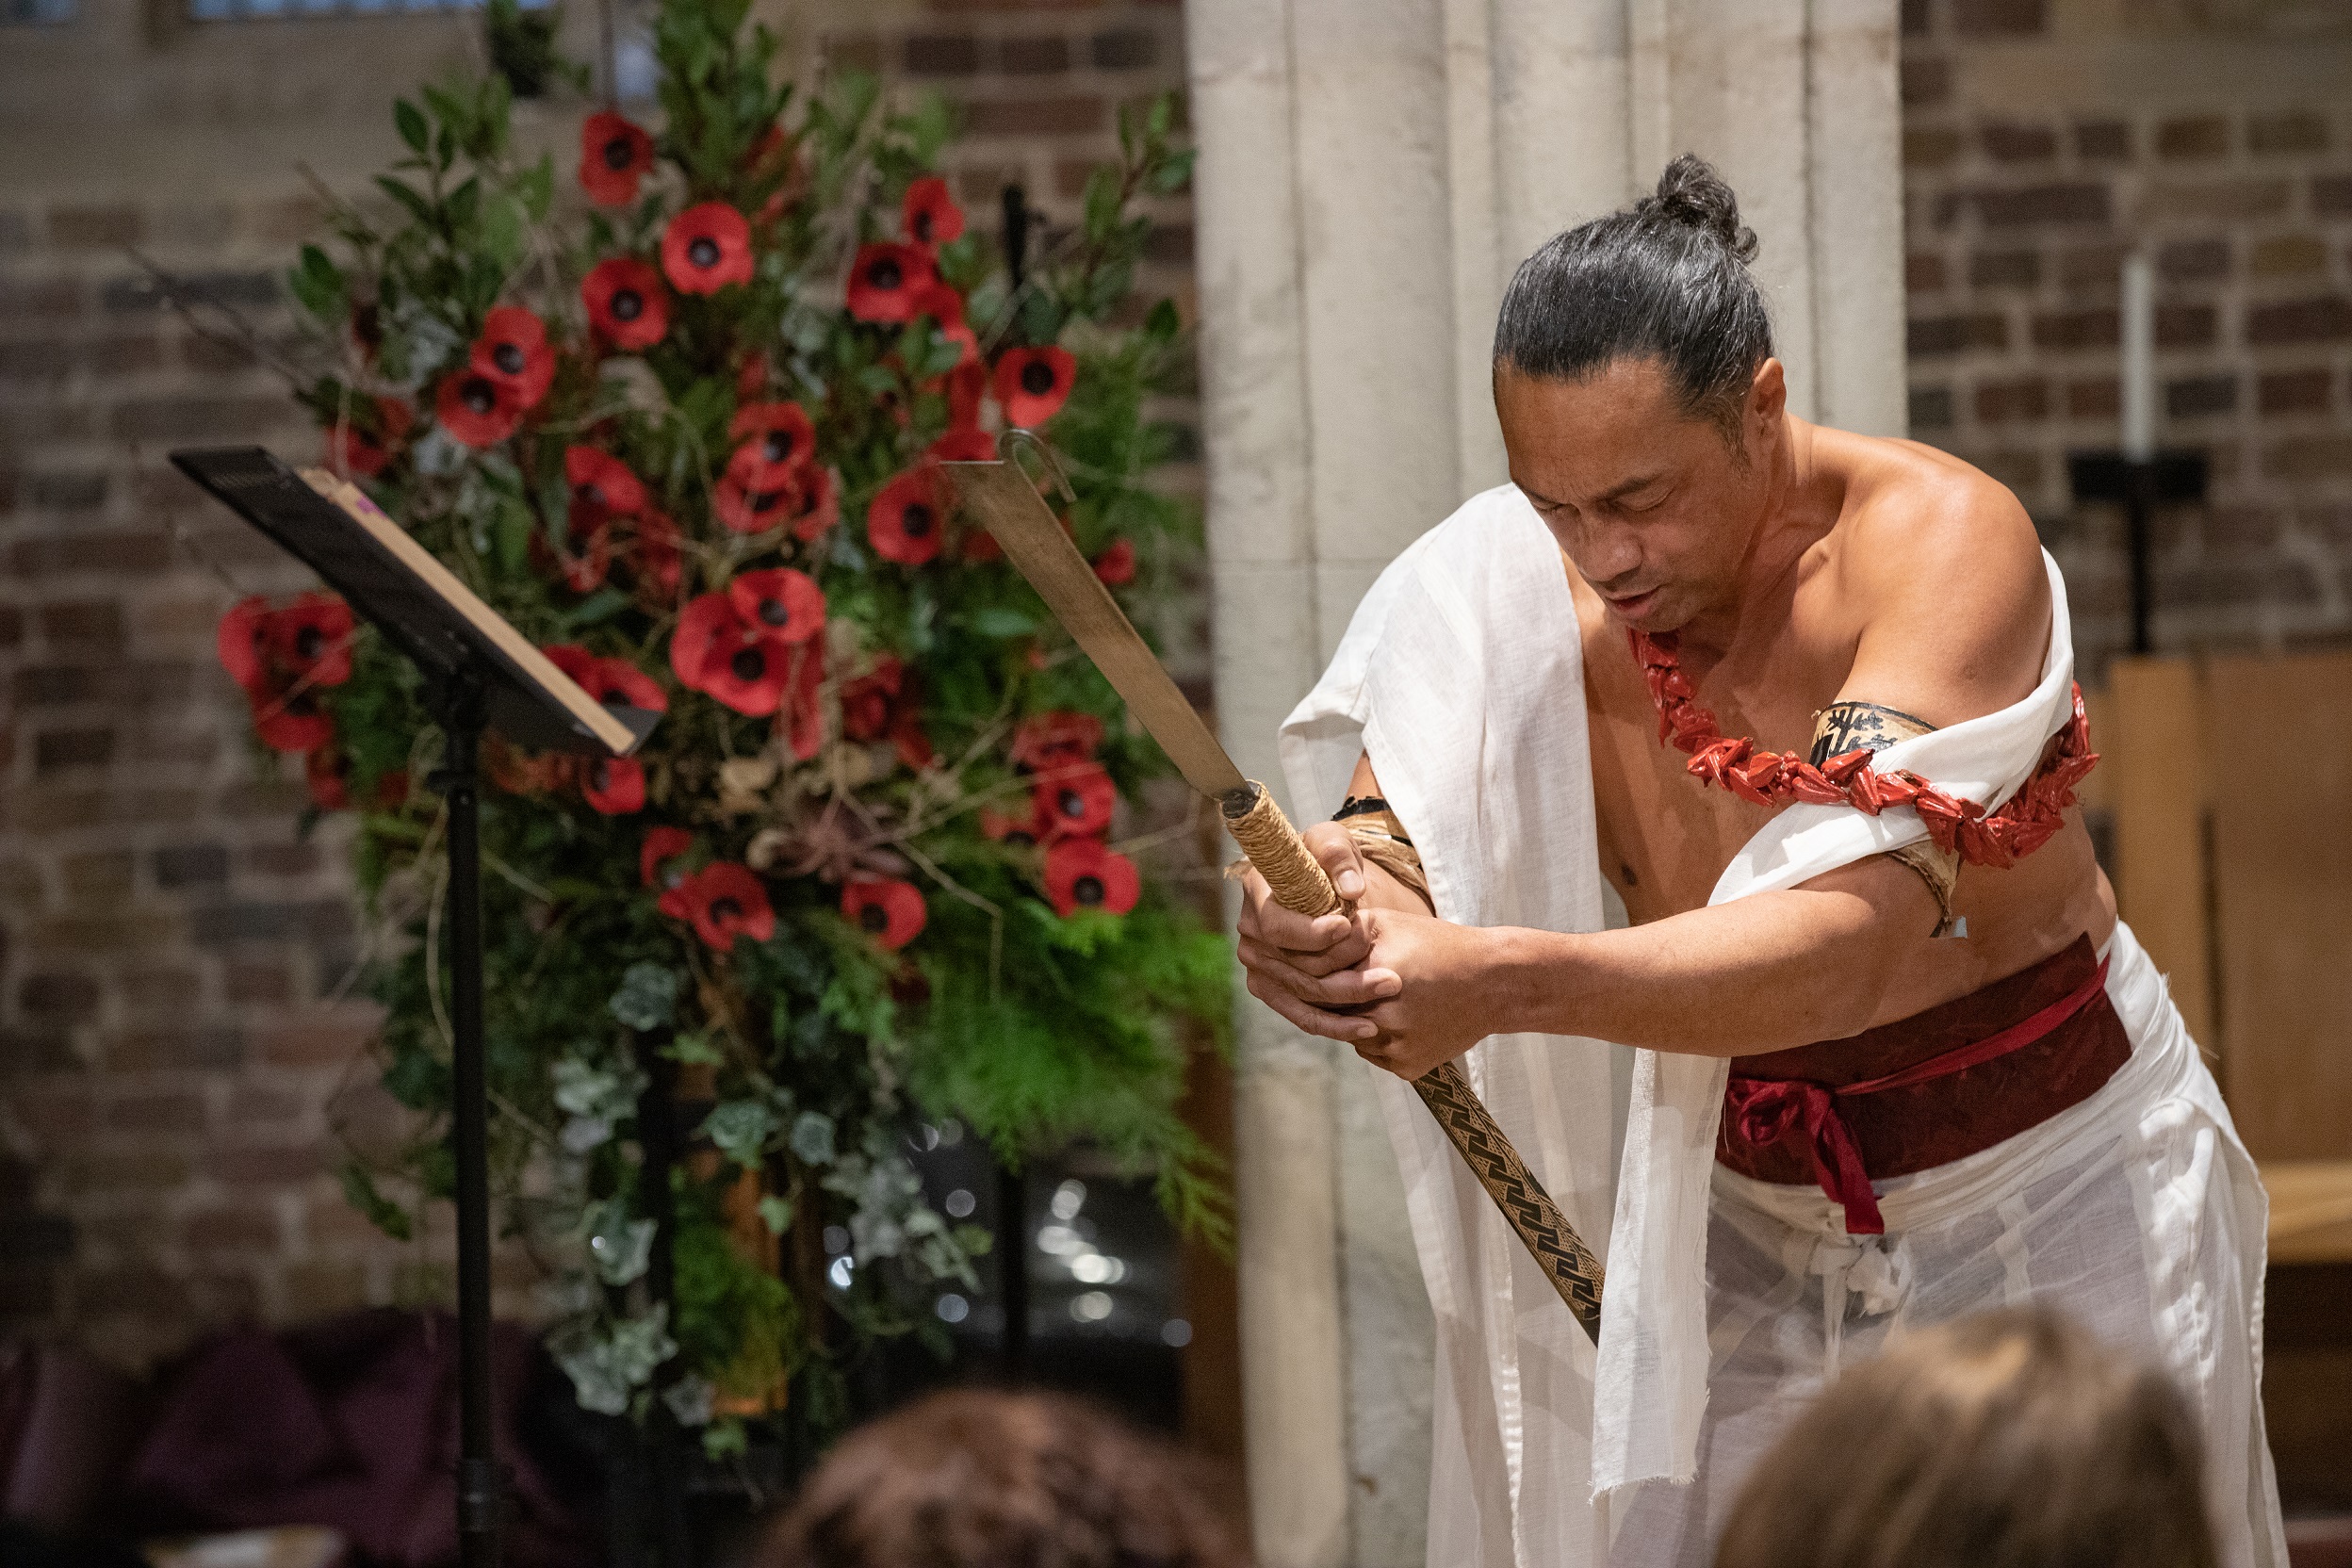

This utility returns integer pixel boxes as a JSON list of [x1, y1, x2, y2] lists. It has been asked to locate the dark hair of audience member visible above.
[[760, 1387, 1250, 1568], [1714, 1304, 2216, 1568]]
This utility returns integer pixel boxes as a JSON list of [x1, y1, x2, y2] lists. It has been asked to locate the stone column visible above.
[[1185, 2, 1903, 1561]]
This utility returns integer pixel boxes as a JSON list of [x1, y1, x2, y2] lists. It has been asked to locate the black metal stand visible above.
[[430, 670, 504, 1568], [2066, 450, 2209, 657], [997, 1163, 1029, 1381]]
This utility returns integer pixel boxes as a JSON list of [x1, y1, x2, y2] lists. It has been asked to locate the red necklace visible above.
[[1627, 629, 2099, 869]]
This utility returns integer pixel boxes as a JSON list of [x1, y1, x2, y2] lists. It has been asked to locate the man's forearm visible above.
[[1479, 881, 1911, 1057]]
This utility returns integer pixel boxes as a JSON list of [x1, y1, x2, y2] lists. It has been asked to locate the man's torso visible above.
[[1565, 431, 2116, 1045]]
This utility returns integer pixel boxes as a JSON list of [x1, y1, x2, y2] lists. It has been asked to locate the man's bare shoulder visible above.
[[1817, 430, 2052, 716]]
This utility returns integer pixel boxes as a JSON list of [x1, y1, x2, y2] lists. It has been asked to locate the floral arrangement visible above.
[[218, 0, 1227, 1450]]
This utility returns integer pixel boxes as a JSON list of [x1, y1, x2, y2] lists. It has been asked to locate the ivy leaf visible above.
[[756, 1195, 793, 1234], [967, 607, 1036, 639], [609, 961, 681, 1031], [789, 1110, 836, 1167], [394, 99, 430, 155], [662, 1032, 726, 1067], [702, 1100, 780, 1169]]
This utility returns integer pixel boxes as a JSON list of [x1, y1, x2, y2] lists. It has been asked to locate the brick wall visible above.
[[1900, 0, 2352, 670], [0, 0, 1195, 1373]]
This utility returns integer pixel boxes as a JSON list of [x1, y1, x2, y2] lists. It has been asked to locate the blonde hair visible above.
[[759, 1388, 1249, 1568], [1714, 1305, 2215, 1568]]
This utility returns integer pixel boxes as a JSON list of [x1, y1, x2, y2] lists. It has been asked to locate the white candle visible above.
[[2121, 251, 2155, 462]]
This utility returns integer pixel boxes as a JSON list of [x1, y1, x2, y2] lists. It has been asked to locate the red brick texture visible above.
[[0, 0, 1197, 1372], [1901, 15, 2352, 667]]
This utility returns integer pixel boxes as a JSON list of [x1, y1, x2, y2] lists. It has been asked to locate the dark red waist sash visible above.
[[1716, 935, 2131, 1235]]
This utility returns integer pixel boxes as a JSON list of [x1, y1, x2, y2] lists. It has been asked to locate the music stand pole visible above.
[[433, 668, 503, 1568]]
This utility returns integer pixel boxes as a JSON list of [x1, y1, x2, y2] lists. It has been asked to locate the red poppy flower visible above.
[[1091, 539, 1136, 586], [542, 644, 669, 715], [249, 681, 336, 754], [435, 368, 524, 448], [218, 596, 271, 690], [790, 467, 840, 543], [981, 802, 1044, 845], [994, 346, 1076, 428], [912, 282, 979, 365], [945, 359, 988, 433], [640, 825, 694, 890], [267, 594, 357, 688], [841, 878, 927, 951], [1033, 760, 1116, 840], [737, 351, 771, 402], [582, 258, 670, 351], [580, 110, 656, 207], [867, 466, 944, 566], [470, 307, 555, 411], [1010, 711, 1103, 771], [1043, 838, 1139, 918], [660, 861, 776, 952], [670, 593, 812, 717], [581, 755, 646, 815], [840, 655, 903, 743], [305, 744, 351, 810], [327, 396, 413, 479], [902, 176, 964, 249], [726, 401, 817, 490], [926, 427, 997, 466], [552, 523, 613, 595], [846, 242, 936, 324], [727, 568, 825, 645], [565, 445, 647, 519], [628, 511, 683, 602], [661, 202, 755, 297]]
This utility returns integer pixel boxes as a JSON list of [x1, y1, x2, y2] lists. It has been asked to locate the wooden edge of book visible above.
[[297, 468, 639, 759]]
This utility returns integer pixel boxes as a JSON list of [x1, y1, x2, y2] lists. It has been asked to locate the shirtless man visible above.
[[1233, 158, 2278, 1566]]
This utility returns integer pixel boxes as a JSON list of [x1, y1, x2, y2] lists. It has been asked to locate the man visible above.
[[1235, 157, 2281, 1568]]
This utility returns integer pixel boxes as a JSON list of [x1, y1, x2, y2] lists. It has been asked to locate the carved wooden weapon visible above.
[[944, 439, 1605, 1341]]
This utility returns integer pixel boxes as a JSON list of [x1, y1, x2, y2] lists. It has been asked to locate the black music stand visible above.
[[171, 447, 661, 1568]]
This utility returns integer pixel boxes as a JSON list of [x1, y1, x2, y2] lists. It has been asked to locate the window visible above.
[[3, 0, 78, 23]]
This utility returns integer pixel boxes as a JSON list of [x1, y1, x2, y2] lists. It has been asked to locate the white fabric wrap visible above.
[[1282, 484, 2281, 1568], [1596, 532, 2084, 1494], [1282, 487, 1624, 1568]]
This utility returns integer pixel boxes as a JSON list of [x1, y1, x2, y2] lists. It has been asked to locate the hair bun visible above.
[[1639, 154, 1758, 263]]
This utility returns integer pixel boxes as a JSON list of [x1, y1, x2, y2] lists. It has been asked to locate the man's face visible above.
[[1494, 356, 1779, 635]]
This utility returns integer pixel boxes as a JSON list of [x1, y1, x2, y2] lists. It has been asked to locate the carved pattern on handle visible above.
[[1412, 1060, 1605, 1341], [1226, 779, 1606, 1344]]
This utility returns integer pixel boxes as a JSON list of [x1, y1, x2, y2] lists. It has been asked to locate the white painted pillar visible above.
[[1185, 3, 1904, 1562]]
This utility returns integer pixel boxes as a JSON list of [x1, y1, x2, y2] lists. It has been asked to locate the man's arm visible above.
[[1236, 472, 2052, 1075]]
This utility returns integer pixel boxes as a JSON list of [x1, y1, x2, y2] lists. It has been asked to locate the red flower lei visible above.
[[1627, 629, 2099, 870]]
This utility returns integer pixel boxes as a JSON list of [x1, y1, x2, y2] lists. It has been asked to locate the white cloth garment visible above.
[[1280, 483, 2283, 1568]]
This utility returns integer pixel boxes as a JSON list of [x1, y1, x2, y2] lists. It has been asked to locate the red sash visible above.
[[1717, 936, 2130, 1234]]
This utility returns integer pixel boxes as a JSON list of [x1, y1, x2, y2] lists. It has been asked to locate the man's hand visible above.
[[1235, 821, 1511, 1079]]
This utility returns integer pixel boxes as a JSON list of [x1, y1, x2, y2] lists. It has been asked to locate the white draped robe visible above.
[[1278, 485, 2284, 1568]]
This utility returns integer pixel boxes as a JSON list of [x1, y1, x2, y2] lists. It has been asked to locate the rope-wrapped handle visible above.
[[1220, 782, 1342, 918], [1219, 779, 1604, 1342]]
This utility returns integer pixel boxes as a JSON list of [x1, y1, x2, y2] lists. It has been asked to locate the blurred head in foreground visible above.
[[760, 1388, 1250, 1568], [1714, 1305, 2215, 1568]]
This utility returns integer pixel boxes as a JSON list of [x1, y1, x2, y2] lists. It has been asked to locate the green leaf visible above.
[[493, 498, 531, 572], [1143, 297, 1182, 344], [339, 1159, 415, 1241], [702, 1100, 781, 1169], [968, 606, 1036, 639], [288, 244, 346, 320], [662, 1032, 726, 1067], [756, 1195, 793, 1234], [375, 175, 438, 231], [394, 99, 430, 155], [702, 1419, 748, 1462], [609, 961, 681, 1031], [480, 194, 526, 272], [1083, 166, 1122, 244], [561, 587, 629, 629], [517, 154, 555, 222]]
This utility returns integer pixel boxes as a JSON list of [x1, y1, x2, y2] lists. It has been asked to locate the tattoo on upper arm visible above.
[[1806, 700, 1938, 765]]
